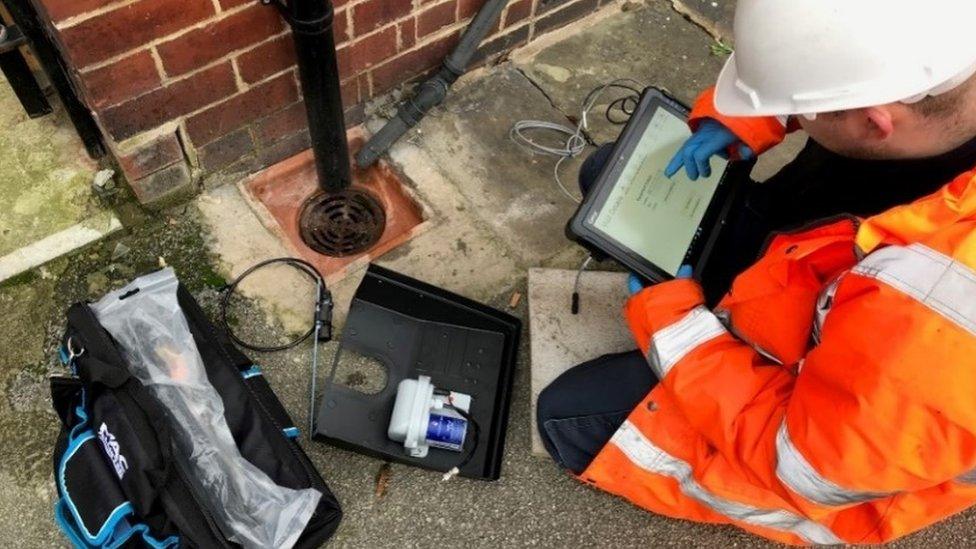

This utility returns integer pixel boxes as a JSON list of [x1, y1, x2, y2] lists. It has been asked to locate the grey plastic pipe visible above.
[[355, 0, 510, 167]]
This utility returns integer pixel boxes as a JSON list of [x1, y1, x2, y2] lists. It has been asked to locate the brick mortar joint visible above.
[[84, 27, 291, 109], [96, 0, 609, 172], [110, 64, 298, 151], [68, 1, 279, 72]]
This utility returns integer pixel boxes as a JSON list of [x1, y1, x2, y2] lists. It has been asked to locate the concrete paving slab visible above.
[[0, 213, 122, 282], [528, 268, 635, 455], [514, 0, 727, 145], [671, 0, 735, 41], [512, 0, 806, 182], [196, 184, 320, 334], [408, 66, 586, 266], [0, 75, 109, 259], [381, 140, 523, 302]]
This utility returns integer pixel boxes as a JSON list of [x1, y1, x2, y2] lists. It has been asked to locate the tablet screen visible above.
[[590, 107, 728, 275]]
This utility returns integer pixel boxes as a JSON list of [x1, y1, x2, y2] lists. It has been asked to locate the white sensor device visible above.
[[388, 376, 472, 458]]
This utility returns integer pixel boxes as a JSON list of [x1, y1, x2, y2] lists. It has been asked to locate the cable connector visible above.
[[316, 285, 334, 342], [442, 467, 460, 481], [571, 255, 593, 315]]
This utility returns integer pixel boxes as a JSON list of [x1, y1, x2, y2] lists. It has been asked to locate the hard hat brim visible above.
[[713, 53, 767, 117]]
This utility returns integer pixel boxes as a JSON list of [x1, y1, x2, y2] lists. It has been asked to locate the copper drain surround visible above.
[[298, 188, 387, 257]]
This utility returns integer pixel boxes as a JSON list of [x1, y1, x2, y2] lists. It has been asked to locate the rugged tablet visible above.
[[567, 87, 750, 283]]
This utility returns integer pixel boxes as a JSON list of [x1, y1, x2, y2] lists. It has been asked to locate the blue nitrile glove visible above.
[[627, 265, 693, 295], [628, 274, 646, 295], [664, 120, 755, 181]]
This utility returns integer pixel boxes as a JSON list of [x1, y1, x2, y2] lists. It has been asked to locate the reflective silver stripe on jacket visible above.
[[957, 469, 976, 484], [648, 306, 727, 379], [852, 243, 976, 336], [775, 422, 893, 506], [612, 421, 842, 545], [812, 275, 842, 346]]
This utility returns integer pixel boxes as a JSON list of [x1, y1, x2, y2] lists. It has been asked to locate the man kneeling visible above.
[[538, 0, 976, 543]]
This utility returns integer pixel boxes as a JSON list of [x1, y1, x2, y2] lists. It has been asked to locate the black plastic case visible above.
[[314, 265, 521, 480]]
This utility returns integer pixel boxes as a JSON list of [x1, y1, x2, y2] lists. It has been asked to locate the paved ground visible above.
[[0, 75, 122, 281], [2, 1, 975, 547], [527, 268, 632, 456]]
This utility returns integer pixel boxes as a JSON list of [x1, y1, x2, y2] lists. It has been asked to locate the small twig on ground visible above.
[[374, 462, 392, 498]]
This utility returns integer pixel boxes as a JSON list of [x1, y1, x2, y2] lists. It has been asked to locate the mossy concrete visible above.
[[0, 76, 114, 258]]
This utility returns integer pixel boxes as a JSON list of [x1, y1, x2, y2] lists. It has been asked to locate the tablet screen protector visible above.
[[590, 108, 728, 275]]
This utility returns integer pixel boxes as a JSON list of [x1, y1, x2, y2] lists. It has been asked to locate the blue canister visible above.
[[425, 412, 468, 452]]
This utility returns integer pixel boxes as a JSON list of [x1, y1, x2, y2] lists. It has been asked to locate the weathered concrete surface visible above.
[[3, 1, 975, 547], [671, 0, 735, 41], [382, 140, 522, 300], [515, 0, 726, 145], [0, 212, 122, 282], [528, 268, 634, 455], [0, 75, 111, 258], [404, 66, 589, 265], [513, 0, 804, 180], [197, 184, 322, 334]]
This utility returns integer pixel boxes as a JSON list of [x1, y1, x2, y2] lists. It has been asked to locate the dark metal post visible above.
[[284, 0, 351, 193], [0, 24, 54, 118], [4, 0, 105, 158]]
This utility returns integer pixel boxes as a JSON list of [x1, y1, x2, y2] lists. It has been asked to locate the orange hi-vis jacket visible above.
[[580, 88, 976, 544]]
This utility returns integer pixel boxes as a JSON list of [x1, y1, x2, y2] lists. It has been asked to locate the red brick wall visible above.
[[36, 0, 613, 204]]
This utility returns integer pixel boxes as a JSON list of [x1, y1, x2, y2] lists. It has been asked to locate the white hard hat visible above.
[[714, 0, 976, 118]]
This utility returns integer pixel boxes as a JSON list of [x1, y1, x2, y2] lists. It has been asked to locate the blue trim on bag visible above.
[[59, 346, 71, 366], [57, 499, 179, 549], [130, 525, 179, 548], [55, 499, 88, 548], [58, 431, 134, 545], [283, 426, 300, 439], [69, 389, 90, 441], [104, 520, 180, 549], [242, 365, 262, 379], [55, 377, 178, 548]]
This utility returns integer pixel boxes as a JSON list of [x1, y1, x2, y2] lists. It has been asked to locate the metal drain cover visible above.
[[299, 188, 387, 257]]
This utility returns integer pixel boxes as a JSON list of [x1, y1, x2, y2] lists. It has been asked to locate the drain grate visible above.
[[299, 188, 387, 257]]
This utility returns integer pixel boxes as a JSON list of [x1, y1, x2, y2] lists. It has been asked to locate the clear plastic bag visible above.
[[92, 268, 321, 549]]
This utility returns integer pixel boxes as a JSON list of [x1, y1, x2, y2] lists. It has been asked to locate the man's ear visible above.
[[864, 106, 895, 140]]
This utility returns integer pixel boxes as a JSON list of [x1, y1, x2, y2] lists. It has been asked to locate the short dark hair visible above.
[[909, 73, 976, 118]]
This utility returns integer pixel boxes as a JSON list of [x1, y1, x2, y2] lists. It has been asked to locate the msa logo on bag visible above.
[[98, 423, 129, 480]]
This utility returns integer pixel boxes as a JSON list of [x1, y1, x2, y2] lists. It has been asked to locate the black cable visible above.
[[581, 82, 642, 126], [606, 94, 639, 124], [449, 405, 480, 474], [218, 257, 331, 353]]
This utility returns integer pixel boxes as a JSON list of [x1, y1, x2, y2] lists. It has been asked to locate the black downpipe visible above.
[[266, 0, 351, 192], [355, 0, 509, 168]]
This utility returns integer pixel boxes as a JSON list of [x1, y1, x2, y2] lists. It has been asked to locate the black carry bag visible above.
[[50, 271, 341, 548]]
